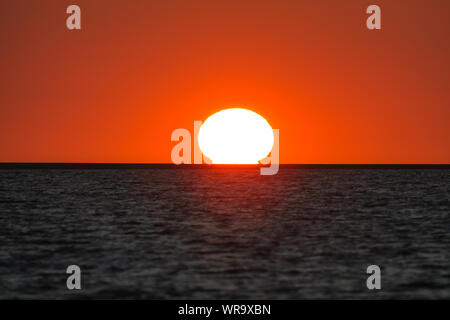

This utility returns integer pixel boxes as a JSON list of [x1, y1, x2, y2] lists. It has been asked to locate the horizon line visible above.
[[0, 163, 449, 170]]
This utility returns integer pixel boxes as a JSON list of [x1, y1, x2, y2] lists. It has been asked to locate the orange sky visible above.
[[0, 0, 449, 164]]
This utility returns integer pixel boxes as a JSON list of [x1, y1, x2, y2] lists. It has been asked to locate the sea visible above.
[[0, 165, 449, 299]]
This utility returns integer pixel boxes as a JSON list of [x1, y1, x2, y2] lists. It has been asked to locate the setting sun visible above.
[[198, 108, 274, 164]]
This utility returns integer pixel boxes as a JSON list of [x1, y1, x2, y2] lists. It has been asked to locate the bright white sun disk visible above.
[[198, 108, 274, 164]]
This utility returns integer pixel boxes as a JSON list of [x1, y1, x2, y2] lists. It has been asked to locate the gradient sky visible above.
[[1, 0, 449, 163]]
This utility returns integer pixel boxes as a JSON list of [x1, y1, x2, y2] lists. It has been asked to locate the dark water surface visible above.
[[0, 167, 449, 299]]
